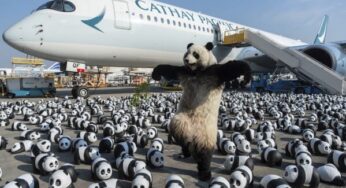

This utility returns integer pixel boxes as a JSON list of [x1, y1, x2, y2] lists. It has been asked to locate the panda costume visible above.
[[152, 42, 251, 180]]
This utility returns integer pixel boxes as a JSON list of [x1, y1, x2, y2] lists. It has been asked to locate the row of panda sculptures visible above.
[[0, 91, 346, 188]]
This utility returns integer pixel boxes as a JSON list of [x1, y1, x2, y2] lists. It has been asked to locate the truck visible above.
[[4, 77, 56, 98], [250, 73, 322, 94]]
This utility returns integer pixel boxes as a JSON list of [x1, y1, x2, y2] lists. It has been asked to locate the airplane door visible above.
[[217, 23, 228, 43], [112, 0, 131, 29]]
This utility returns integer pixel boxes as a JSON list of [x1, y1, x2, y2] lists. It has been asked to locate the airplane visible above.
[[2, 0, 345, 97]]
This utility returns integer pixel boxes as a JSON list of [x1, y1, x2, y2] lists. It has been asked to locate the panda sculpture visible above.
[[229, 165, 253, 188], [48, 164, 78, 188], [150, 137, 164, 153], [152, 42, 251, 180], [8, 140, 33, 154], [58, 136, 72, 152], [223, 155, 254, 172], [0, 111, 9, 127], [4, 174, 39, 188], [11, 121, 28, 131], [0, 136, 8, 150], [114, 141, 137, 159], [317, 163, 345, 186], [33, 153, 59, 175], [260, 175, 291, 188], [131, 168, 152, 188], [134, 131, 149, 148], [209, 176, 230, 188], [91, 157, 113, 180], [217, 138, 236, 155], [327, 150, 346, 172], [165, 175, 184, 188], [30, 139, 51, 159], [307, 138, 331, 155], [71, 138, 88, 152], [260, 147, 282, 167], [146, 148, 164, 168], [74, 146, 101, 164], [20, 130, 41, 140], [99, 137, 115, 153], [283, 165, 320, 188], [77, 131, 97, 144], [118, 158, 146, 180]]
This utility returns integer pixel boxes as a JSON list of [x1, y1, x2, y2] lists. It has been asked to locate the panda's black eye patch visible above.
[[193, 52, 200, 59]]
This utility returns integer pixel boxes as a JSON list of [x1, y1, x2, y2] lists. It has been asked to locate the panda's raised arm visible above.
[[152, 65, 188, 81], [217, 61, 252, 84]]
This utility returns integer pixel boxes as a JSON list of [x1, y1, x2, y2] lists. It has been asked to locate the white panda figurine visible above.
[[0, 136, 8, 150], [244, 129, 255, 142], [20, 130, 41, 140], [229, 165, 253, 188], [134, 131, 149, 148], [99, 137, 115, 153], [295, 150, 312, 166], [4, 174, 39, 188], [31, 139, 51, 159], [235, 139, 252, 155], [33, 153, 60, 175], [103, 124, 116, 137], [146, 148, 164, 168], [209, 176, 230, 188], [48, 164, 78, 188], [307, 138, 331, 155], [283, 165, 320, 188], [77, 131, 97, 144], [150, 137, 164, 153], [71, 138, 88, 152], [217, 138, 236, 155], [88, 178, 132, 188], [11, 121, 28, 131], [317, 163, 345, 186], [118, 158, 147, 180], [165, 175, 184, 188], [58, 136, 72, 152], [8, 140, 33, 154], [302, 129, 315, 142], [0, 111, 9, 127], [91, 157, 113, 180], [327, 150, 346, 172], [223, 155, 254, 172], [260, 147, 282, 167], [114, 141, 137, 159], [74, 146, 101, 164], [114, 123, 125, 138], [131, 168, 152, 188], [147, 127, 158, 140], [49, 127, 63, 143], [260, 175, 291, 188]]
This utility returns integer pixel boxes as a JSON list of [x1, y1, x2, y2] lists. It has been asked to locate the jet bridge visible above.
[[222, 29, 346, 95]]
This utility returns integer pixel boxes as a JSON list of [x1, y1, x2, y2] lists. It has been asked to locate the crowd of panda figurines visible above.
[[1, 92, 346, 187]]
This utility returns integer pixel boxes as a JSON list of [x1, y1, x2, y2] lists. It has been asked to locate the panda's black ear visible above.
[[205, 42, 214, 51], [187, 43, 194, 49]]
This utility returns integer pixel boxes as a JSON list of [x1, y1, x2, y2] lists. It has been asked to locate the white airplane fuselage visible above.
[[3, 0, 306, 69]]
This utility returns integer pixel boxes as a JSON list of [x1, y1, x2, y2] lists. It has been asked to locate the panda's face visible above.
[[59, 138, 71, 151], [11, 143, 22, 152], [37, 140, 51, 152], [49, 170, 71, 188], [183, 42, 216, 71], [296, 153, 311, 165], [237, 140, 251, 154], [284, 165, 298, 183], [318, 141, 331, 154], [224, 155, 235, 171], [224, 141, 236, 154], [151, 141, 163, 152], [88, 147, 101, 160], [147, 128, 157, 139], [96, 163, 112, 180], [229, 171, 247, 188], [132, 175, 151, 188], [134, 161, 147, 173], [149, 151, 164, 168], [257, 141, 269, 153], [75, 140, 88, 149], [4, 181, 21, 188], [86, 132, 97, 143], [0, 111, 8, 120], [43, 156, 59, 172], [303, 131, 314, 142], [29, 131, 41, 140], [18, 124, 28, 131]]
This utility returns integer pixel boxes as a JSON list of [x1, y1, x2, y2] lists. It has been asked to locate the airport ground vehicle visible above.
[[250, 73, 322, 94], [5, 77, 56, 98]]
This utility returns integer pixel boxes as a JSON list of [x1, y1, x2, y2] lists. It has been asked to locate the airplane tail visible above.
[[314, 15, 329, 44], [46, 62, 61, 72]]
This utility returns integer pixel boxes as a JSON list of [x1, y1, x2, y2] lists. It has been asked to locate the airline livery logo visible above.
[[82, 7, 106, 32]]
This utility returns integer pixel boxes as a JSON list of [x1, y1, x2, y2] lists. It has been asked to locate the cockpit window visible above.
[[37, 0, 76, 12]]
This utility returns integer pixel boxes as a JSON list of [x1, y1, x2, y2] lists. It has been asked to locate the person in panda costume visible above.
[[48, 164, 78, 188], [283, 165, 320, 188], [3, 174, 39, 188], [74, 146, 101, 164], [229, 165, 253, 188], [91, 157, 113, 181], [152, 42, 251, 180], [33, 153, 60, 175]]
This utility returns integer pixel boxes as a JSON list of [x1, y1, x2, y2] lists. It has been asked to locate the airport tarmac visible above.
[[0, 87, 345, 188]]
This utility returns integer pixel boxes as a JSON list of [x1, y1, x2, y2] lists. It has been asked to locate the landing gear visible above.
[[71, 86, 89, 98]]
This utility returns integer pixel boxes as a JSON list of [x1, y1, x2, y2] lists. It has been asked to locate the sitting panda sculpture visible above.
[[152, 42, 251, 181]]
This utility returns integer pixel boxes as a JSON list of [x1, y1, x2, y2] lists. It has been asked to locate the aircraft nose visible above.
[[2, 25, 23, 48]]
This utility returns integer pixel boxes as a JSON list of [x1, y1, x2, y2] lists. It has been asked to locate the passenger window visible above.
[[167, 19, 170, 25], [178, 22, 181, 27], [173, 20, 176, 26], [183, 23, 187, 28], [188, 24, 191, 29], [154, 17, 158, 22], [193, 25, 196, 30], [147, 15, 151, 21], [161, 18, 165, 23], [139, 14, 144, 19], [198, 26, 201, 31]]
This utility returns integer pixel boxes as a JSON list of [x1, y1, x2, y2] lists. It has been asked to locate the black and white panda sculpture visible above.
[[77, 131, 97, 144], [209, 176, 230, 188], [118, 158, 147, 180], [307, 138, 331, 155], [0, 136, 8, 150], [229, 165, 253, 188], [91, 157, 113, 180], [146, 148, 164, 168], [99, 137, 115, 153], [3, 174, 39, 188], [147, 127, 158, 140], [31, 139, 51, 159], [0, 111, 10, 127], [33, 153, 60, 175], [74, 146, 101, 164], [8, 140, 33, 154], [114, 141, 137, 159], [283, 165, 320, 188], [260, 147, 282, 167], [11, 121, 28, 131], [165, 175, 184, 188], [58, 136, 72, 152], [260, 175, 291, 188], [327, 150, 346, 172], [150, 138, 164, 153], [48, 164, 78, 188], [71, 138, 88, 152], [217, 138, 236, 155], [131, 168, 152, 188], [223, 155, 254, 172], [302, 129, 315, 142], [235, 139, 252, 155], [20, 130, 41, 140], [134, 131, 149, 148], [317, 163, 345, 186]]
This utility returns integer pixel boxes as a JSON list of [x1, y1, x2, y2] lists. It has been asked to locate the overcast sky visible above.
[[0, 0, 345, 67]]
